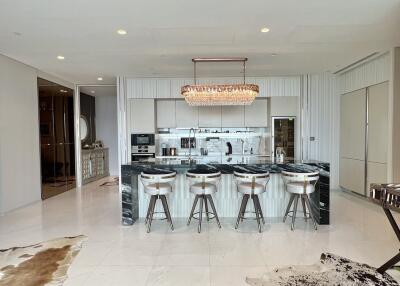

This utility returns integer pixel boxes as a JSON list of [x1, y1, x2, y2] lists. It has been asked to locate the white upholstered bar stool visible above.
[[281, 171, 319, 231], [186, 170, 222, 233], [140, 171, 176, 233], [233, 171, 270, 233]]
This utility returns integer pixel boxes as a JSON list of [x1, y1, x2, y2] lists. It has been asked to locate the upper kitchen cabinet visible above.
[[221, 106, 245, 127], [199, 106, 222, 127], [175, 100, 198, 128], [157, 100, 176, 128], [129, 99, 155, 133], [244, 99, 268, 127], [270, 96, 298, 117]]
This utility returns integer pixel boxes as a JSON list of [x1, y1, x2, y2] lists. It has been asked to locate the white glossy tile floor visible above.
[[1, 177, 400, 285]]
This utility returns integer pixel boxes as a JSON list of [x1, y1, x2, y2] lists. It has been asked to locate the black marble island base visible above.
[[121, 157, 330, 226]]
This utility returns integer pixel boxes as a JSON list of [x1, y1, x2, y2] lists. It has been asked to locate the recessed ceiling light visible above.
[[91, 90, 95, 94], [117, 29, 127, 35], [60, 89, 67, 93], [260, 27, 270, 33], [271, 53, 278, 56], [97, 77, 103, 81], [57, 55, 65, 60]]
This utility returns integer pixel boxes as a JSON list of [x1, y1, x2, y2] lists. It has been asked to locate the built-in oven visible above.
[[131, 133, 155, 146], [131, 133, 155, 162]]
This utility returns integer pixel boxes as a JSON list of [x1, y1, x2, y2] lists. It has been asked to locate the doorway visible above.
[[78, 85, 118, 186], [38, 78, 76, 199]]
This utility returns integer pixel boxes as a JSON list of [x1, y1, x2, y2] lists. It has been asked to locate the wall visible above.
[[0, 54, 74, 214], [302, 73, 340, 189], [126, 76, 301, 99], [96, 95, 118, 176], [0, 55, 41, 213]]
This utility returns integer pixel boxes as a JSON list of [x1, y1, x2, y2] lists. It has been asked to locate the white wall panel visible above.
[[302, 73, 340, 189], [126, 76, 301, 99], [339, 53, 390, 94]]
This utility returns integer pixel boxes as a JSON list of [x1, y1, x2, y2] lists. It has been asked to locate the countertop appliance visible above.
[[131, 133, 155, 162]]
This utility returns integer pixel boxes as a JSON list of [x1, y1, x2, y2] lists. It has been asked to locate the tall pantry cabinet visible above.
[[339, 82, 389, 196]]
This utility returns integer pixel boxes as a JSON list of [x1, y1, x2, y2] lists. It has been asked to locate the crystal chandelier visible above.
[[181, 58, 259, 106]]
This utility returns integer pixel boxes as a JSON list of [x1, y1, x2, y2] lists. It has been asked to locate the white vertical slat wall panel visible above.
[[339, 53, 390, 94], [302, 73, 340, 189], [138, 174, 289, 218], [126, 76, 301, 99], [126, 78, 143, 99]]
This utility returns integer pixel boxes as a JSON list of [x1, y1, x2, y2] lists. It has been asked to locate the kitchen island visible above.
[[121, 156, 330, 226]]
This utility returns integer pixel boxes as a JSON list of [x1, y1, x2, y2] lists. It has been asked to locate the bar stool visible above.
[[186, 170, 221, 233], [281, 171, 319, 231], [233, 171, 270, 233], [140, 170, 176, 233]]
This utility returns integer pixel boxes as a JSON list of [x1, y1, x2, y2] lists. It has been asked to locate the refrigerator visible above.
[[38, 78, 75, 199], [272, 117, 295, 158]]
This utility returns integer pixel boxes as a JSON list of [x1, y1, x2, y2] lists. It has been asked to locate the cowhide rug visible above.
[[0, 235, 86, 286], [246, 253, 399, 286]]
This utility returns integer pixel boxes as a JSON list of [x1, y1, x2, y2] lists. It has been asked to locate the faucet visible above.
[[188, 128, 196, 162], [239, 138, 245, 155]]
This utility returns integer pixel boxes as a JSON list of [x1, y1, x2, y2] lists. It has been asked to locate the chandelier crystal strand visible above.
[[181, 58, 259, 106], [181, 84, 259, 106]]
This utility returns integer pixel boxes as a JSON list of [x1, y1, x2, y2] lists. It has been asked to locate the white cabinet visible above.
[[175, 100, 198, 128], [340, 89, 366, 161], [368, 82, 388, 164], [156, 100, 176, 128], [244, 99, 268, 127], [129, 99, 155, 133], [221, 106, 245, 127], [339, 158, 365, 195], [198, 106, 222, 127], [270, 97, 298, 117]]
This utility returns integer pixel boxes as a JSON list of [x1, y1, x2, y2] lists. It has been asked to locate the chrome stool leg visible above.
[[252, 195, 262, 233], [254, 195, 265, 225], [160, 195, 174, 231], [235, 194, 248, 229], [291, 195, 299, 231], [204, 197, 210, 221], [187, 195, 199, 226], [147, 195, 157, 233], [207, 194, 221, 229], [303, 194, 318, 230], [283, 194, 296, 222], [145, 195, 155, 225], [198, 195, 204, 233], [301, 196, 307, 221]]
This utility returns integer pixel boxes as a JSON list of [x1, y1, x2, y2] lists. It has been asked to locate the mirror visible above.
[[80, 116, 89, 141]]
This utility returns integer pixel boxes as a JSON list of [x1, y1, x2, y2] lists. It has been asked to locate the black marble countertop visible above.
[[122, 156, 330, 176]]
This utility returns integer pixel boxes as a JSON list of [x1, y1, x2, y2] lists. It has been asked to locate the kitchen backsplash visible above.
[[156, 128, 270, 156]]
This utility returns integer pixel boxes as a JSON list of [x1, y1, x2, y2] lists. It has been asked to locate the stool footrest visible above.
[[191, 211, 217, 221]]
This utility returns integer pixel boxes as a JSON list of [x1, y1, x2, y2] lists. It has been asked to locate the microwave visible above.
[[131, 133, 155, 146]]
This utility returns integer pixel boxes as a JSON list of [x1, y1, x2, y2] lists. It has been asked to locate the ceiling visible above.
[[1, 0, 399, 85], [80, 86, 117, 97]]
